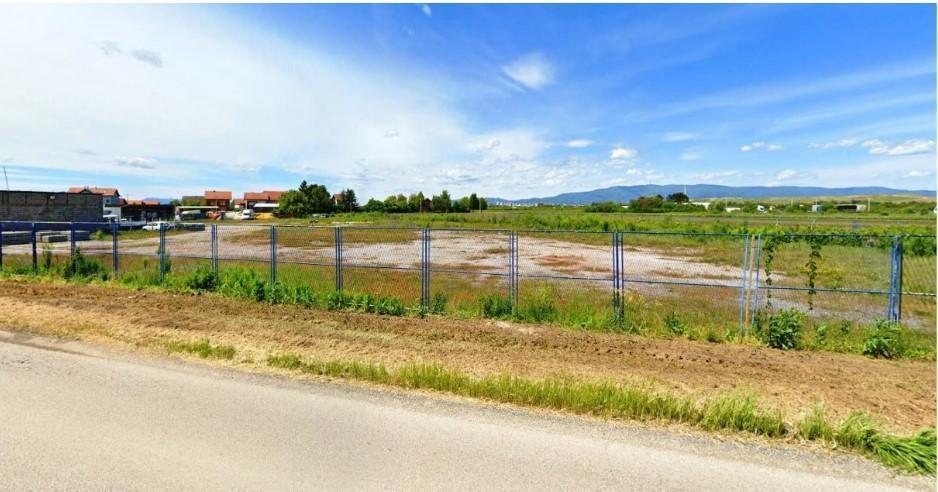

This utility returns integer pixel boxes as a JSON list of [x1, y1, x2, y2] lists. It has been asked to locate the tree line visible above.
[[276, 181, 488, 217], [362, 190, 488, 213]]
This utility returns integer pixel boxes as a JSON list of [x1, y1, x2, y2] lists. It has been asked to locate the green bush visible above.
[[64, 248, 107, 281], [374, 296, 405, 316], [663, 312, 686, 336], [519, 287, 556, 323], [430, 292, 447, 315], [218, 268, 267, 301], [325, 291, 346, 310], [762, 309, 804, 350], [479, 294, 512, 318], [862, 319, 906, 359], [184, 266, 219, 292]]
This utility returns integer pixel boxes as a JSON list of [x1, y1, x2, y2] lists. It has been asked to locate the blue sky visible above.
[[0, 4, 935, 200]]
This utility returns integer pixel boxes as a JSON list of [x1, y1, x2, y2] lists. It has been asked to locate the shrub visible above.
[[430, 292, 447, 315], [325, 291, 346, 310], [862, 319, 905, 359], [519, 288, 556, 323], [184, 266, 219, 292], [479, 294, 512, 318], [64, 248, 107, 281], [374, 296, 405, 316], [762, 309, 804, 350], [663, 312, 685, 336], [218, 268, 267, 302]]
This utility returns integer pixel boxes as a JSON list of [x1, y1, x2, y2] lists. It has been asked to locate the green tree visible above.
[[479, 197, 488, 210], [666, 192, 689, 204], [362, 198, 385, 212], [431, 190, 452, 212], [278, 190, 310, 217], [340, 188, 359, 212], [469, 193, 480, 211]]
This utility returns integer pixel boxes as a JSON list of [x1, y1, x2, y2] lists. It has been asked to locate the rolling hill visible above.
[[488, 185, 935, 205]]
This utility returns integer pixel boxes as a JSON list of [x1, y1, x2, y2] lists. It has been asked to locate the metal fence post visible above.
[[112, 222, 119, 277], [334, 227, 343, 292], [0, 221, 4, 272], [270, 225, 277, 284], [612, 232, 620, 318], [507, 231, 516, 311], [421, 228, 430, 309], [158, 222, 166, 283], [210, 224, 218, 274], [737, 234, 751, 334], [70, 222, 77, 256], [887, 235, 903, 321], [31, 222, 37, 271], [749, 234, 762, 330]]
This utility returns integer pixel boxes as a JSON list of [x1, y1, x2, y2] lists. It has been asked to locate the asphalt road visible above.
[[0, 333, 927, 491]]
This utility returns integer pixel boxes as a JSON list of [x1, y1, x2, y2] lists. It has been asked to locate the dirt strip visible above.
[[0, 279, 933, 432]]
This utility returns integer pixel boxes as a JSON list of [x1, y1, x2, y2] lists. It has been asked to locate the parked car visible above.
[[142, 221, 174, 231], [240, 209, 255, 220]]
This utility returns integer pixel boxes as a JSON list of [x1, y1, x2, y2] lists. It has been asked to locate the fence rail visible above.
[[1, 221, 934, 331]]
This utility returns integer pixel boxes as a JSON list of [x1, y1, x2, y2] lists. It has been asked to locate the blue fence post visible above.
[[270, 225, 277, 284], [158, 222, 166, 283], [749, 234, 763, 330], [887, 235, 903, 321], [112, 222, 119, 277], [0, 221, 4, 272], [210, 224, 218, 274], [31, 222, 37, 271], [737, 234, 751, 334], [334, 227, 343, 292]]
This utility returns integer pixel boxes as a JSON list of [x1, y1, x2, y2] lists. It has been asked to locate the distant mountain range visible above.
[[487, 185, 936, 205], [142, 197, 175, 204]]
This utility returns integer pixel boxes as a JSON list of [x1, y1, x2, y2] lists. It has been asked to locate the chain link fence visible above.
[[1, 221, 934, 331]]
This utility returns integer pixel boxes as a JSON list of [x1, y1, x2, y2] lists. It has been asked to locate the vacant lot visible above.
[[0, 279, 932, 433]]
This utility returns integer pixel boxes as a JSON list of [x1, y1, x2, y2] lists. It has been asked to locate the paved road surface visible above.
[[0, 333, 926, 491]]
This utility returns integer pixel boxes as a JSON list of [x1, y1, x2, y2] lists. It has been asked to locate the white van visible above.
[[240, 209, 255, 220]]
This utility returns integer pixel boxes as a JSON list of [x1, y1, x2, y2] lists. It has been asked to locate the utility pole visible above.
[[2, 165, 8, 191]]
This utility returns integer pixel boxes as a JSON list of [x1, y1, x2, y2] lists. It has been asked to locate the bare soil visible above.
[[0, 279, 933, 432]]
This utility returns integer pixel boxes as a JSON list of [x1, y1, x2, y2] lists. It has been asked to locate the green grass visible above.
[[266, 352, 937, 475], [165, 338, 236, 360]]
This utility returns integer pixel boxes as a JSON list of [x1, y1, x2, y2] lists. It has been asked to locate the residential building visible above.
[[68, 186, 122, 220], [243, 190, 285, 209], [203, 190, 232, 211], [121, 199, 175, 222]]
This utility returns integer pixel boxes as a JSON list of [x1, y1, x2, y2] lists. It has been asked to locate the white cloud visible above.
[[566, 139, 593, 148], [384, 128, 399, 138], [501, 52, 554, 91], [115, 156, 157, 169], [740, 141, 782, 153], [662, 132, 699, 142], [609, 146, 639, 162], [419, 4, 432, 17], [809, 139, 857, 149], [694, 170, 742, 182], [775, 169, 798, 181], [903, 170, 931, 178], [680, 151, 702, 161], [862, 138, 935, 156]]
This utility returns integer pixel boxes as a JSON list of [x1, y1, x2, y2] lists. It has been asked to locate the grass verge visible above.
[[266, 352, 936, 475], [166, 338, 236, 360]]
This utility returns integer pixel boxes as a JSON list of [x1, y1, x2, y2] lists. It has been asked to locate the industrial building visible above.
[[0, 190, 103, 222]]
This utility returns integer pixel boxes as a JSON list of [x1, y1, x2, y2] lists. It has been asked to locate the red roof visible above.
[[204, 190, 232, 200], [125, 199, 161, 206], [68, 186, 119, 196], [244, 191, 285, 202]]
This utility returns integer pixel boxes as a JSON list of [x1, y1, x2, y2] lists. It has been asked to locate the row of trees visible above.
[[585, 192, 693, 213], [278, 181, 359, 217], [276, 181, 488, 217], [362, 191, 488, 214]]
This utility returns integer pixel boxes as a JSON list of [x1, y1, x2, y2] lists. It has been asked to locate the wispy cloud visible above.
[[384, 128, 399, 138], [99, 40, 121, 56], [130, 49, 163, 67], [501, 52, 554, 91], [609, 146, 638, 161], [419, 4, 432, 17], [115, 156, 158, 169], [809, 139, 857, 150], [861, 138, 935, 156], [662, 132, 699, 142], [680, 151, 702, 161], [566, 139, 593, 148], [903, 170, 932, 178], [740, 142, 782, 152]]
